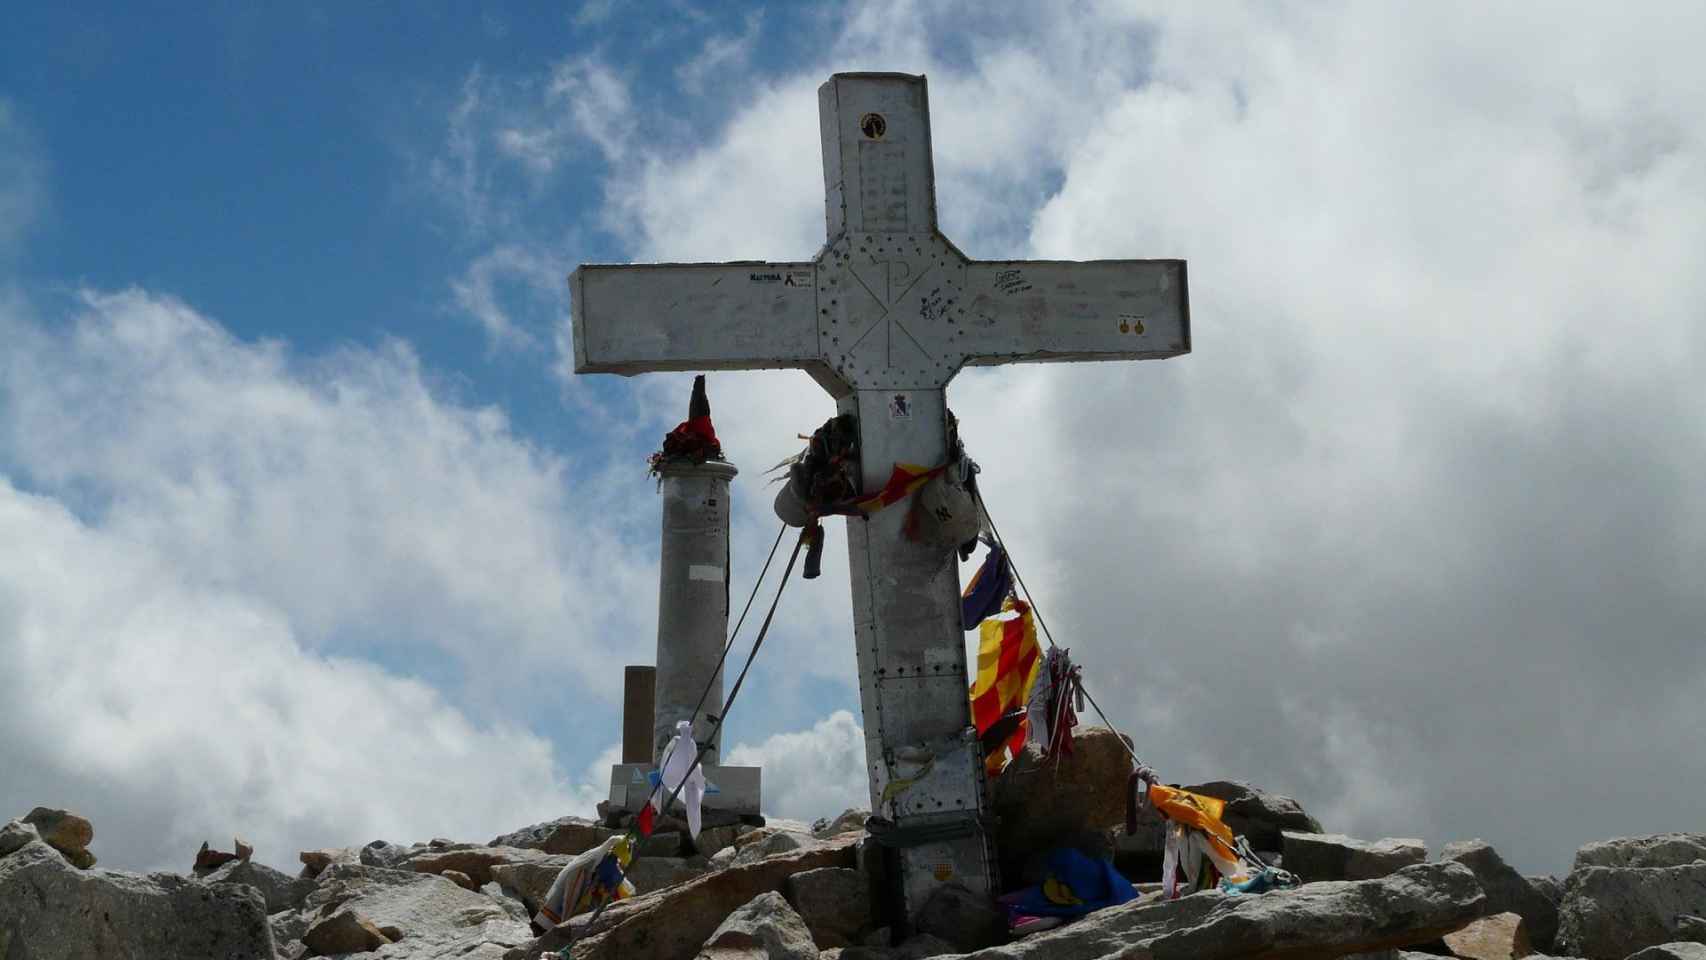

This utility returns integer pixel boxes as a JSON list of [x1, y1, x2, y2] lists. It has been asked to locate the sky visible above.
[[2, 1, 1703, 879]]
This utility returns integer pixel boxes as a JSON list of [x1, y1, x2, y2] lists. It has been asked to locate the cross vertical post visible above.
[[571, 71, 1190, 924]]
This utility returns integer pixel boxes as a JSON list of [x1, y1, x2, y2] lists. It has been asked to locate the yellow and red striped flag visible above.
[[850, 462, 948, 514], [970, 597, 1042, 775]]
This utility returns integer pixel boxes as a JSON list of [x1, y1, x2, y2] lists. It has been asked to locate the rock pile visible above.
[[3, 732, 1704, 960]]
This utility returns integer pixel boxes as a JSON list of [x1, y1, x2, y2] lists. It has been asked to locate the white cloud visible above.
[[727, 710, 869, 822], [450, 244, 565, 351], [0, 476, 589, 871], [0, 289, 671, 867]]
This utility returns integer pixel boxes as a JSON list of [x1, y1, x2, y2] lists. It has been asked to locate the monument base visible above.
[[607, 762, 761, 816]]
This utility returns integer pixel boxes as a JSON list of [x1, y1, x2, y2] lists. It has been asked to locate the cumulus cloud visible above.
[[0, 290, 666, 868], [555, 0, 1706, 874], [727, 710, 869, 822]]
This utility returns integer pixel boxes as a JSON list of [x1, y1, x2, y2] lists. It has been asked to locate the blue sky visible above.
[[4, 2, 1706, 878]]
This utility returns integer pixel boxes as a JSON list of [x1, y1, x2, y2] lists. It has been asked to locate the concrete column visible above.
[[621, 666, 656, 764], [653, 458, 738, 765]]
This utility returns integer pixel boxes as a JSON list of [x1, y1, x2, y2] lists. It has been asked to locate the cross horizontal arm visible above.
[[571, 262, 820, 375], [959, 259, 1189, 367]]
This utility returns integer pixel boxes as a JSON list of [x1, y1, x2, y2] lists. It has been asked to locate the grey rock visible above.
[[490, 857, 568, 917], [406, 844, 553, 887], [483, 880, 532, 924], [299, 846, 359, 878], [1281, 830, 1426, 882], [0, 818, 41, 857], [294, 863, 532, 958], [202, 856, 317, 912], [1555, 862, 1706, 960], [361, 839, 414, 868], [1572, 833, 1706, 871], [699, 824, 745, 858], [629, 855, 712, 894], [1442, 838, 1560, 950], [823, 949, 896, 960], [1183, 780, 1324, 851], [1682, 914, 1706, 939], [642, 830, 686, 858], [785, 866, 873, 947], [734, 830, 822, 867], [812, 809, 870, 840], [1627, 945, 1706, 960], [0, 839, 274, 958], [944, 860, 1484, 959], [490, 815, 614, 855], [697, 890, 819, 959], [912, 882, 1004, 953], [304, 907, 391, 954], [710, 845, 740, 869], [523, 832, 861, 960], [1529, 872, 1564, 905]]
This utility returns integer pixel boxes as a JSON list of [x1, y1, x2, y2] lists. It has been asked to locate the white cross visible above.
[[571, 72, 1188, 917]]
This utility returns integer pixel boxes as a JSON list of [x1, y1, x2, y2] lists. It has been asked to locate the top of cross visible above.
[[570, 72, 1188, 396]]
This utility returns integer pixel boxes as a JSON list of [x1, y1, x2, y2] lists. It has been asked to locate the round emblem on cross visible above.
[[859, 112, 886, 140]]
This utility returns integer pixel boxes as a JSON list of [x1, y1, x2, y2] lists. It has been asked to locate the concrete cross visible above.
[[571, 72, 1189, 918]]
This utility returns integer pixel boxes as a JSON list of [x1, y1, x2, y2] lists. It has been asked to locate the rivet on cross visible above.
[[570, 72, 1189, 919]]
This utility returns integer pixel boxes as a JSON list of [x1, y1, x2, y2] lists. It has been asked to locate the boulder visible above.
[[23, 806, 96, 869], [1281, 831, 1426, 882], [201, 856, 317, 912], [735, 830, 823, 866], [1572, 834, 1706, 871], [299, 846, 358, 878], [814, 809, 871, 840], [443, 868, 480, 891], [288, 862, 532, 958], [521, 832, 861, 960], [696, 890, 820, 959], [0, 818, 40, 857], [303, 907, 391, 954], [360, 839, 414, 868], [643, 830, 687, 858], [629, 855, 713, 894], [1555, 862, 1706, 960], [0, 839, 274, 958], [697, 824, 742, 857], [1441, 840, 1561, 951], [490, 814, 615, 855], [482, 879, 532, 924], [408, 844, 549, 887], [1182, 781, 1324, 851], [785, 866, 874, 947], [1441, 911, 1532, 960], [912, 882, 1005, 953], [235, 836, 254, 861], [1528, 874, 1563, 907], [943, 860, 1485, 959], [990, 726, 1132, 879], [1626, 946, 1706, 960]]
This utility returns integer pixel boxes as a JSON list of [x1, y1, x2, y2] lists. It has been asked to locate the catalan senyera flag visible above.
[[850, 462, 947, 514], [970, 597, 1042, 774]]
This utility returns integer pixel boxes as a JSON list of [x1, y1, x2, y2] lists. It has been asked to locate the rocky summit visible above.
[[3, 735, 1704, 960]]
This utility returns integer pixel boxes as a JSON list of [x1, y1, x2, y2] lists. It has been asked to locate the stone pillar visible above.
[[653, 458, 738, 765], [621, 666, 656, 764]]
